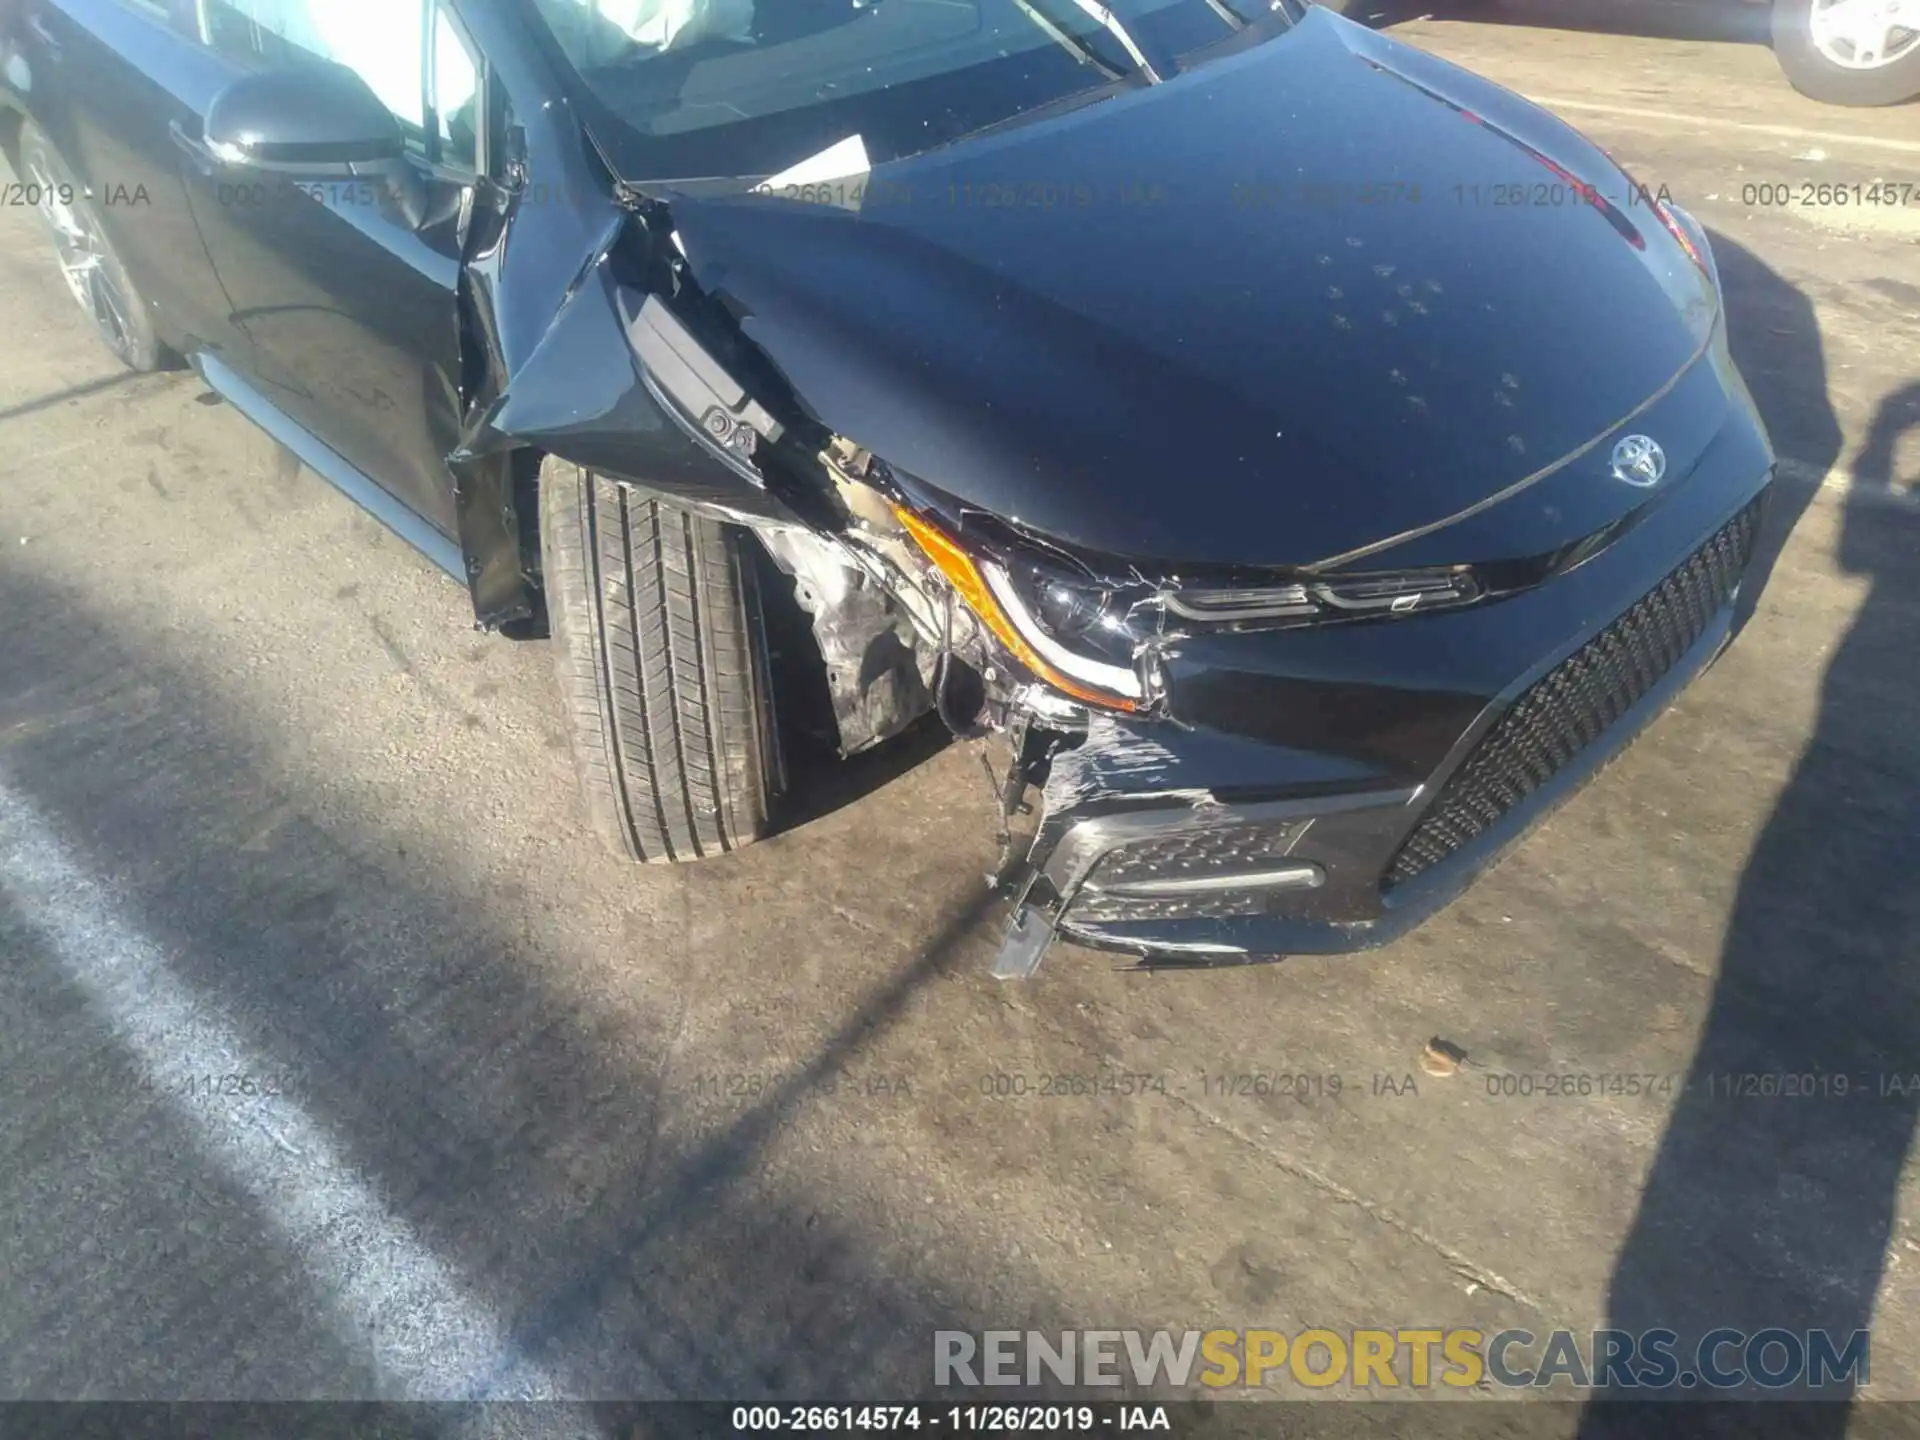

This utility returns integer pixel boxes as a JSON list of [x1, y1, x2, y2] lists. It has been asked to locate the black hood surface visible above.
[[658, 10, 1720, 571]]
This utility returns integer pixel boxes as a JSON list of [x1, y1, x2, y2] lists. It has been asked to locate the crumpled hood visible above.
[[660, 10, 1721, 571]]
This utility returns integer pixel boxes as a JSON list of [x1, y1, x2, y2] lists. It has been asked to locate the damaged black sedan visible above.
[[0, 0, 1775, 976]]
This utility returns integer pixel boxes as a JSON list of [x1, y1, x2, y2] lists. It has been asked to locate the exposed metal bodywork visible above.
[[756, 525, 935, 756]]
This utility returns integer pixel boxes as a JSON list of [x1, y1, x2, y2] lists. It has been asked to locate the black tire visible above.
[[539, 458, 780, 863], [1772, 0, 1920, 106], [17, 121, 170, 371], [1304, 0, 1434, 22]]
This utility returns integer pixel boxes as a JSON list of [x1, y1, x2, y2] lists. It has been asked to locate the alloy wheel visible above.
[[25, 157, 135, 358], [1808, 0, 1920, 69]]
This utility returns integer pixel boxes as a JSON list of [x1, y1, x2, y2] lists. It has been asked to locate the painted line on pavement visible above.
[[0, 776, 572, 1404]]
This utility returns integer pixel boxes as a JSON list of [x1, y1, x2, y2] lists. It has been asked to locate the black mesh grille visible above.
[[1068, 820, 1313, 924], [1383, 498, 1765, 891], [1084, 820, 1310, 889], [1070, 889, 1278, 923]]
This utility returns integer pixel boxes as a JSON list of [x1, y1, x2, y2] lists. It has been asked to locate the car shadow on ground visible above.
[[0, 555, 1041, 1406], [0, 368, 162, 424], [1583, 241, 1920, 1429], [1430, 0, 1772, 46]]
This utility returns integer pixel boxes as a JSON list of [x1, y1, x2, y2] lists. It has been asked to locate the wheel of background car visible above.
[[17, 121, 170, 372], [1302, 0, 1431, 22], [1771, 0, 1920, 105], [539, 458, 781, 863]]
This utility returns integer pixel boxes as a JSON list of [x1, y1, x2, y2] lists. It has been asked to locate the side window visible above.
[[430, 5, 482, 174], [196, 0, 426, 135], [194, 0, 482, 173]]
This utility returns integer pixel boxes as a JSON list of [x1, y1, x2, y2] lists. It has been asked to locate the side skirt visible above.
[[194, 352, 468, 584]]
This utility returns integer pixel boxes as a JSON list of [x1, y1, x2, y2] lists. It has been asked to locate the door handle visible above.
[[169, 119, 220, 176]]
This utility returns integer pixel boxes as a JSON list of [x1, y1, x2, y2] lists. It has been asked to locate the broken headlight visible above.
[[981, 551, 1157, 703], [892, 505, 1152, 712], [893, 503, 1488, 715]]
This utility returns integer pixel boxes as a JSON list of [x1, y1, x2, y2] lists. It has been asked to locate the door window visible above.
[[194, 0, 481, 171], [431, 7, 481, 172]]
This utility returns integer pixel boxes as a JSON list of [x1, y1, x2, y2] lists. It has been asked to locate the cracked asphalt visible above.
[[1, 4, 1918, 1423]]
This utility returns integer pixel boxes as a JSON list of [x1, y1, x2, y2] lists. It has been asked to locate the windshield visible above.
[[523, 0, 1297, 181]]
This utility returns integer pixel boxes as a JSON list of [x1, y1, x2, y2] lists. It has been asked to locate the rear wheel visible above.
[[540, 458, 780, 863], [17, 122, 169, 371], [1772, 0, 1920, 105]]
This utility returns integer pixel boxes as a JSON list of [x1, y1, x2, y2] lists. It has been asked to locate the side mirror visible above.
[[204, 62, 405, 174], [200, 62, 434, 226]]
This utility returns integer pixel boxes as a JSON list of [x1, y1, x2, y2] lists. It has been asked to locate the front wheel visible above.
[[540, 459, 781, 863], [1772, 0, 1920, 105]]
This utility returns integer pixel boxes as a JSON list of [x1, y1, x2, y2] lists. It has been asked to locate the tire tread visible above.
[[541, 460, 772, 862]]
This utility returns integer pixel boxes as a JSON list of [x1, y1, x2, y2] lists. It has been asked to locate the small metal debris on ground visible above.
[[1420, 1038, 1470, 1077]]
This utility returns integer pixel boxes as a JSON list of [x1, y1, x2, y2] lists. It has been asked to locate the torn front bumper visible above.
[[993, 419, 1777, 978]]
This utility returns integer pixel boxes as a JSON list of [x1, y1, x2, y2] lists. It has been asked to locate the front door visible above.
[[177, 0, 485, 539]]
